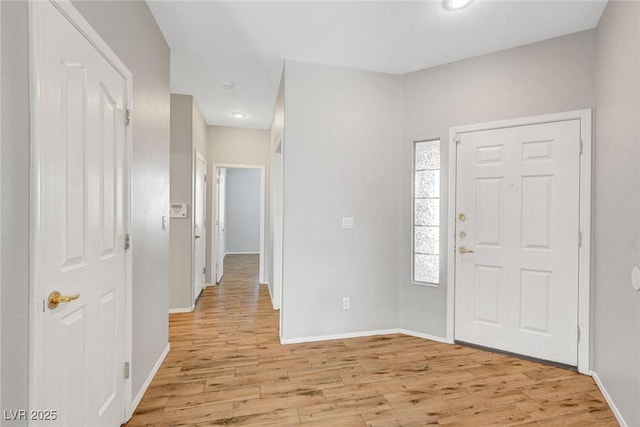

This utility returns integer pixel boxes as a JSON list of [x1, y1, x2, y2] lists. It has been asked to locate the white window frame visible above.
[[411, 138, 441, 287]]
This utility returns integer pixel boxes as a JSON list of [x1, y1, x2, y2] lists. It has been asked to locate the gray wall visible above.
[[282, 61, 402, 339], [225, 169, 262, 253], [1, 2, 30, 420], [400, 30, 596, 336], [169, 94, 209, 310], [170, 94, 195, 310], [72, 0, 171, 402], [593, 1, 640, 425]]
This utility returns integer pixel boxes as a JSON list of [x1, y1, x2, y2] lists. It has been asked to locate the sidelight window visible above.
[[412, 139, 440, 285]]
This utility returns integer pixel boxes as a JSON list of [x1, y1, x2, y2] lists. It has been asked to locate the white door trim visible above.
[[28, 0, 134, 420], [193, 148, 207, 302], [210, 163, 266, 284], [446, 109, 592, 374], [271, 137, 284, 311]]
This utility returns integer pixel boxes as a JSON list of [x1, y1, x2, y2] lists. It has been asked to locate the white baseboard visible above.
[[225, 251, 259, 255], [129, 343, 170, 417], [591, 371, 627, 427], [169, 305, 194, 314], [398, 328, 453, 344], [281, 329, 403, 345], [281, 328, 452, 345]]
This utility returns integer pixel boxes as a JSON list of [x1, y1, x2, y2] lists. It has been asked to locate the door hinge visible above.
[[577, 326, 581, 342], [204, 174, 207, 182], [124, 362, 130, 379], [579, 139, 584, 155], [578, 231, 582, 247], [203, 267, 206, 275], [124, 109, 131, 126], [124, 233, 131, 250], [454, 134, 461, 144]]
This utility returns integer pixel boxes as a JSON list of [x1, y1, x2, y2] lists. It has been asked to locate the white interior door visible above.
[[31, 1, 129, 425], [194, 151, 207, 301], [454, 120, 581, 366], [216, 168, 227, 283]]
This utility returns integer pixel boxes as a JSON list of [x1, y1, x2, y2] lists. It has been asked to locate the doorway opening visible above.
[[210, 164, 266, 286]]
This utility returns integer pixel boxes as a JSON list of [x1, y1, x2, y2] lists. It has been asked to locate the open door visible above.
[[194, 150, 206, 301], [216, 168, 226, 283]]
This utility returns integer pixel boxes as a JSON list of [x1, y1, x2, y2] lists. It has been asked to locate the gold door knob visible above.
[[458, 213, 467, 221], [48, 291, 80, 310], [458, 246, 475, 254]]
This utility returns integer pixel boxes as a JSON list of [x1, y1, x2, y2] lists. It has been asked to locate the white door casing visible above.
[[216, 168, 227, 283], [194, 150, 206, 301], [29, 1, 132, 425], [447, 110, 592, 373], [212, 164, 267, 285], [271, 140, 283, 310]]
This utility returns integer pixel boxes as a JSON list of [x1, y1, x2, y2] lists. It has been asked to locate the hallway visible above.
[[125, 255, 616, 426]]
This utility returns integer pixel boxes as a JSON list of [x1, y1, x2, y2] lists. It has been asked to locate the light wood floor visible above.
[[125, 254, 617, 426]]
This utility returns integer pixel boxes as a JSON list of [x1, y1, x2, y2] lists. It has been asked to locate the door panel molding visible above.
[[447, 109, 592, 374]]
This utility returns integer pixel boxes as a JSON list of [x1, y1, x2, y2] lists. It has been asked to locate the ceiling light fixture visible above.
[[231, 112, 246, 119], [442, 0, 474, 11], [221, 81, 235, 89]]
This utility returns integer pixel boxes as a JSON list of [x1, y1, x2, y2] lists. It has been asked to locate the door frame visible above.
[[28, 0, 134, 420], [271, 137, 284, 311], [446, 109, 592, 374], [210, 163, 266, 284], [193, 148, 207, 302]]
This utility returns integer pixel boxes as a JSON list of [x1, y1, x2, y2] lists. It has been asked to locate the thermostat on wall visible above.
[[170, 203, 188, 218]]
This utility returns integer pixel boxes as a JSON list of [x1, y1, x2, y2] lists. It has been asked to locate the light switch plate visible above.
[[342, 217, 354, 229]]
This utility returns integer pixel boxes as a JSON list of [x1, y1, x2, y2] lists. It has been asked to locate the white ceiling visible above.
[[147, 0, 607, 130]]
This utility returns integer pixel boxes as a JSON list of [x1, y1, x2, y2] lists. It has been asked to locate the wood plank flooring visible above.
[[124, 254, 617, 426]]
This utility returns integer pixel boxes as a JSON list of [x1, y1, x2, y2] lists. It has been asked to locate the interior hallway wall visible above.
[[169, 94, 195, 310], [282, 60, 403, 340], [1, 2, 30, 420], [593, 1, 640, 425]]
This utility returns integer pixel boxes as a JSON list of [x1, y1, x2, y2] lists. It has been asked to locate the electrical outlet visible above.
[[342, 297, 350, 310]]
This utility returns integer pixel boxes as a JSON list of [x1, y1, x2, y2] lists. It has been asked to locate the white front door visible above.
[[194, 151, 207, 301], [216, 168, 227, 283], [31, 1, 129, 425], [454, 120, 581, 366]]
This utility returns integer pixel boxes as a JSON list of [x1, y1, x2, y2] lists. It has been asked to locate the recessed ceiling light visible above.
[[231, 112, 246, 119], [221, 81, 235, 89], [442, 0, 474, 11]]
